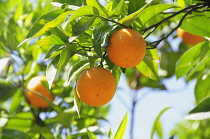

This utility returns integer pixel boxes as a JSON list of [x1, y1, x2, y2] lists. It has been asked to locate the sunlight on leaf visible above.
[[114, 113, 128, 139], [150, 107, 171, 139]]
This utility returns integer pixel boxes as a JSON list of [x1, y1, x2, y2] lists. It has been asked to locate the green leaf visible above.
[[31, 125, 55, 139], [18, 10, 72, 47], [46, 55, 60, 89], [67, 6, 99, 24], [114, 113, 128, 139], [4, 112, 33, 132], [10, 89, 23, 113], [181, 15, 210, 37], [186, 56, 210, 81], [72, 16, 96, 36], [135, 4, 175, 28], [194, 76, 210, 103], [74, 89, 82, 117], [67, 60, 89, 82], [185, 97, 210, 120], [57, 44, 77, 75], [113, 0, 125, 16], [160, 51, 181, 78], [45, 45, 64, 60], [38, 35, 65, 47], [150, 107, 171, 139], [46, 111, 75, 127], [86, 0, 109, 17], [86, 127, 98, 139], [51, 27, 69, 43], [92, 24, 112, 58], [108, 128, 113, 139], [137, 49, 159, 81], [119, 1, 151, 26], [128, 0, 146, 15], [0, 129, 30, 139], [176, 42, 206, 79], [112, 65, 121, 84], [156, 121, 163, 139]]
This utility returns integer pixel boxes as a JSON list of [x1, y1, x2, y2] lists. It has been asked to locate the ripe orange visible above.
[[25, 75, 54, 108], [177, 28, 204, 45], [76, 67, 117, 107], [106, 28, 146, 68]]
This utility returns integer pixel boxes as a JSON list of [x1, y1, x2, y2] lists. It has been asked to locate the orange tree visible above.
[[0, 0, 210, 138]]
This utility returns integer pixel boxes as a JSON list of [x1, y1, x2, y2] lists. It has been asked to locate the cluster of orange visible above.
[[25, 28, 205, 108], [25, 28, 146, 108], [76, 28, 146, 107]]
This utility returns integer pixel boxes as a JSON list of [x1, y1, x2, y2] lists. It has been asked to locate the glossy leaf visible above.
[[112, 65, 121, 84], [57, 44, 77, 75], [135, 4, 175, 28], [86, 127, 98, 139], [18, 10, 72, 47], [72, 16, 96, 36], [86, 0, 108, 17], [137, 49, 159, 81], [67, 6, 99, 24], [114, 113, 128, 139], [156, 121, 163, 139], [150, 107, 171, 139], [74, 90, 82, 117], [180, 15, 210, 37], [176, 42, 206, 79], [128, 0, 146, 15], [38, 35, 65, 47], [45, 45, 64, 60], [46, 55, 60, 89], [186, 56, 210, 81], [113, 0, 125, 16], [67, 60, 89, 82], [185, 97, 210, 120], [194, 76, 210, 103], [119, 1, 151, 26], [92, 24, 114, 58]]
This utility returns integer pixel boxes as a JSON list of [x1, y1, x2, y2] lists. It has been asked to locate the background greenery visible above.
[[0, 0, 210, 138]]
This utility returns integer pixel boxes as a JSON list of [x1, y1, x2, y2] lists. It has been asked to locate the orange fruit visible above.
[[76, 67, 117, 107], [106, 28, 146, 68], [25, 75, 54, 108], [177, 28, 204, 45]]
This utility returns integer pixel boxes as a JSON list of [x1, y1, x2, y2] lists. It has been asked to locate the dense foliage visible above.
[[0, 0, 210, 138]]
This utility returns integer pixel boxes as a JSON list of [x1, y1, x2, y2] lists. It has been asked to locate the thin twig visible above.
[[97, 16, 129, 28], [145, 3, 208, 49], [142, 3, 207, 33], [86, 15, 129, 28]]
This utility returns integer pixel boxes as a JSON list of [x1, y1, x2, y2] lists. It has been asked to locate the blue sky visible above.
[[106, 74, 196, 139]]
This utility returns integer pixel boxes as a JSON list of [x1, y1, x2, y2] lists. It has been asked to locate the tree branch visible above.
[[145, 2, 208, 49]]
